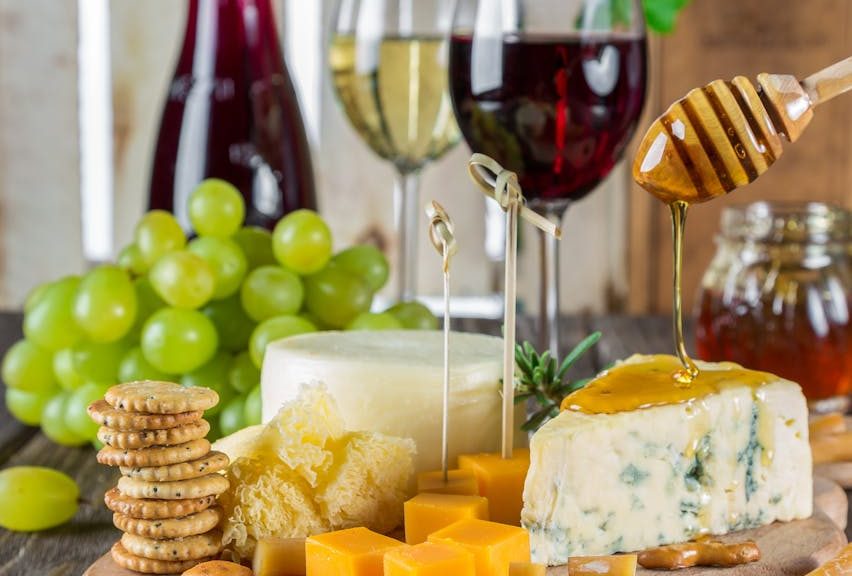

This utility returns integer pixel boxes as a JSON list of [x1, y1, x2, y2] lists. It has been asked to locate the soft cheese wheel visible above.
[[261, 331, 525, 480]]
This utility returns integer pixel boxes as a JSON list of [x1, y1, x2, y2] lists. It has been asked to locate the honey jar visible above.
[[695, 202, 851, 411]]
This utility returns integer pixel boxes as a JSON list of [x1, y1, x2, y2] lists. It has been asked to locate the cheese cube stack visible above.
[[404, 493, 489, 544], [458, 449, 530, 526], [568, 555, 637, 575], [384, 542, 475, 576], [305, 527, 405, 576], [428, 518, 530, 575], [522, 355, 812, 565]]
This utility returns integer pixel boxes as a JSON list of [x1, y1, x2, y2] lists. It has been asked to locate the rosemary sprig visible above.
[[514, 332, 602, 432]]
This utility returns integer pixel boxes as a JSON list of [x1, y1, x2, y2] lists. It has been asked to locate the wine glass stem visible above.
[[395, 169, 420, 300], [539, 210, 564, 357]]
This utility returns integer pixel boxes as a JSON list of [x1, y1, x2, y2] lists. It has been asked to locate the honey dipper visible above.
[[634, 56, 852, 204]]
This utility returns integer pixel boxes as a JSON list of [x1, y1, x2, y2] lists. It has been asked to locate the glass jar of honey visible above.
[[695, 202, 851, 412]]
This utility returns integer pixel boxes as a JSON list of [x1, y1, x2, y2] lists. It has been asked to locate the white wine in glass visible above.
[[330, 0, 460, 299]]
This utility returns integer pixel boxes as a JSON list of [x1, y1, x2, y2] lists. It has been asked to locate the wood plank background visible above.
[[0, 0, 849, 315]]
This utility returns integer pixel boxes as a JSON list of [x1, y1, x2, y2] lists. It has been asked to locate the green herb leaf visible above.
[[642, 0, 691, 34]]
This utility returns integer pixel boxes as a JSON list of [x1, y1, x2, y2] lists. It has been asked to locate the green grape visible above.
[[2, 339, 55, 393], [304, 266, 372, 329], [386, 301, 438, 330], [180, 352, 234, 417], [72, 340, 128, 383], [53, 348, 84, 391], [244, 385, 262, 426], [41, 393, 87, 446], [240, 266, 304, 322], [188, 237, 247, 300], [219, 396, 246, 437], [5, 386, 57, 426], [66, 382, 110, 440], [118, 346, 173, 383], [23, 276, 84, 351], [117, 243, 148, 276], [0, 466, 79, 532], [149, 250, 215, 309], [128, 276, 166, 337], [233, 226, 276, 270], [228, 351, 260, 394], [332, 246, 389, 293], [272, 210, 332, 275], [299, 311, 329, 330], [141, 308, 218, 374], [23, 282, 51, 314], [249, 315, 316, 368], [346, 312, 403, 331], [135, 210, 186, 266], [188, 179, 245, 238], [73, 265, 138, 343], [201, 295, 256, 352]]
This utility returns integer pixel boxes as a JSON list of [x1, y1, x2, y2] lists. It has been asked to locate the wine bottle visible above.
[[149, 0, 316, 232]]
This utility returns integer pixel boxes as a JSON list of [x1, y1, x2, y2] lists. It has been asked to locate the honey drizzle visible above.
[[670, 200, 699, 383]]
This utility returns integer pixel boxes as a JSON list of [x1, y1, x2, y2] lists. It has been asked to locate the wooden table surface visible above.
[[0, 313, 848, 576]]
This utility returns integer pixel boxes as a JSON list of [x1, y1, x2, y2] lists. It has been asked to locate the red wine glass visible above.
[[450, 0, 647, 355]]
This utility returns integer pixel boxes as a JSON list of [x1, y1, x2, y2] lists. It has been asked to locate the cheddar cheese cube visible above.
[[427, 518, 530, 575], [254, 537, 306, 576], [417, 469, 479, 495], [458, 448, 529, 525], [567, 554, 637, 575], [384, 541, 476, 576], [305, 527, 406, 576], [509, 561, 546, 576], [404, 493, 489, 544]]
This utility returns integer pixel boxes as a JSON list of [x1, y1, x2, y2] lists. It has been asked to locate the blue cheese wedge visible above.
[[521, 354, 812, 566]]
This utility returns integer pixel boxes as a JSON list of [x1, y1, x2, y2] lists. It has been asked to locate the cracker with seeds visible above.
[[97, 438, 211, 468], [98, 419, 210, 449], [104, 487, 217, 519], [121, 530, 224, 561], [119, 451, 229, 482], [117, 473, 229, 500], [111, 541, 213, 574], [113, 507, 222, 539], [106, 381, 218, 414], [88, 399, 202, 431]]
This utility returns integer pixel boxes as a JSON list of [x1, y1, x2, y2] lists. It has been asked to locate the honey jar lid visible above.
[[720, 201, 850, 244]]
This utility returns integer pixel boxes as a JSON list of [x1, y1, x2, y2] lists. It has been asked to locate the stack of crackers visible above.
[[88, 381, 230, 574]]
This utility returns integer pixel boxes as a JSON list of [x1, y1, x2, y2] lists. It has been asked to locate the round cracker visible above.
[[120, 451, 229, 482], [88, 399, 202, 431], [117, 473, 229, 500], [97, 438, 211, 468], [111, 541, 213, 574], [104, 487, 216, 519], [106, 381, 218, 414], [183, 560, 253, 576], [113, 507, 222, 539], [121, 530, 224, 561], [98, 419, 210, 449]]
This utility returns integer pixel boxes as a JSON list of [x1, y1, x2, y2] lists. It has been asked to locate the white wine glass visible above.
[[330, 0, 460, 300]]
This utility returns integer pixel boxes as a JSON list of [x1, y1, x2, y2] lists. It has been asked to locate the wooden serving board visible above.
[[86, 478, 847, 576], [813, 417, 852, 489]]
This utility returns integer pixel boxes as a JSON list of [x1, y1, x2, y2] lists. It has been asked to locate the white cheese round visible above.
[[261, 330, 524, 477]]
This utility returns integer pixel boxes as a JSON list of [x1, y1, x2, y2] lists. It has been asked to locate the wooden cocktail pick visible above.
[[426, 201, 457, 481], [467, 153, 561, 459], [634, 55, 852, 205]]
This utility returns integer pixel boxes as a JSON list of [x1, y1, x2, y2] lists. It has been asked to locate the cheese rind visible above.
[[261, 331, 526, 480], [522, 355, 812, 565]]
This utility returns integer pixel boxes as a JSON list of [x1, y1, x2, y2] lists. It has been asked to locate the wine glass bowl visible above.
[[449, 0, 647, 352], [330, 0, 460, 299]]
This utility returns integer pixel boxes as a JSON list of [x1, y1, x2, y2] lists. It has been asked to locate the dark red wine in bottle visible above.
[[449, 33, 646, 207], [149, 0, 316, 231]]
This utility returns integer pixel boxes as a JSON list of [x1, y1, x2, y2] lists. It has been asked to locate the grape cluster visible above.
[[2, 179, 437, 446]]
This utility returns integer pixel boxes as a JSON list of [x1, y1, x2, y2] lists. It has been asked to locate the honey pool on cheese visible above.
[[522, 354, 812, 565], [261, 331, 526, 480]]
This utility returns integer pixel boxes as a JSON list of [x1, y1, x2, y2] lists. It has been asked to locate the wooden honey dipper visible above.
[[634, 56, 852, 204]]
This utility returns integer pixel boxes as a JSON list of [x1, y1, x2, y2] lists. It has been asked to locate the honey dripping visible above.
[[632, 57, 852, 384]]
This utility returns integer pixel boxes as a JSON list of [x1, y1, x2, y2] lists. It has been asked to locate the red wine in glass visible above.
[[149, 0, 316, 232], [449, 33, 647, 208]]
